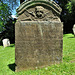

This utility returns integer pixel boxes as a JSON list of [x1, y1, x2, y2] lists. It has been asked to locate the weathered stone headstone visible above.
[[2, 39, 10, 48], [15, 0, 63, 72], [73, 24, 75, 37]]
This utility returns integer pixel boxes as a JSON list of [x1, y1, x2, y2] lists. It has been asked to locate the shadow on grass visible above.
[[8, 63, 16, 71], [68, 37, 75, 38], [9, 44, 15, 47]]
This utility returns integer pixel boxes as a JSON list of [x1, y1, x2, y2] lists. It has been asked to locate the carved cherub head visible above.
[[35, 6, 45, 18]]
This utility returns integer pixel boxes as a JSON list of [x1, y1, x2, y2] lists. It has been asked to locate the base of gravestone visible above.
[[15, 21, 63, 72]]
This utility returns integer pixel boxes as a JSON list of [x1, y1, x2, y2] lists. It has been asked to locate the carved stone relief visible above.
[[19, 6, 60, 21]]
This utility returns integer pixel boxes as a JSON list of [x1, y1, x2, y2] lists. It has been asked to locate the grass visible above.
[[0, 33, 75, 75]]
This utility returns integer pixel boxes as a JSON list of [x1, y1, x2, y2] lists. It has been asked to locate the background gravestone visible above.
[[15, 0, 63, 72], [73, 24, 75, 37], [2, 38, 10, 48]]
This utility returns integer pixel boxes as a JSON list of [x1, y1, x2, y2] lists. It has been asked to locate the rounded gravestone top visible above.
[[17, 0, 62, 15], [73, 24, 75, 27], [73, 24, 75, 34]]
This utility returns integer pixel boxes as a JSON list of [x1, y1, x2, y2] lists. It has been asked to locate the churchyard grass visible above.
[[0, 33, 75, 75]]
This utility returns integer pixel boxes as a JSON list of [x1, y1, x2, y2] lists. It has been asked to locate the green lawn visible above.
[[0, 34, 75, 75]]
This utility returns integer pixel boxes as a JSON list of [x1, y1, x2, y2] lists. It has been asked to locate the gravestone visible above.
[[15, 0, 63, 72], [2, 39, 10, 48], [73, 24, 75, 37]]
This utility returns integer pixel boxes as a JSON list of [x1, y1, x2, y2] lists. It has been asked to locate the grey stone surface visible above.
[[15, 21, 63, 71], [15, 0, 63, 72]]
